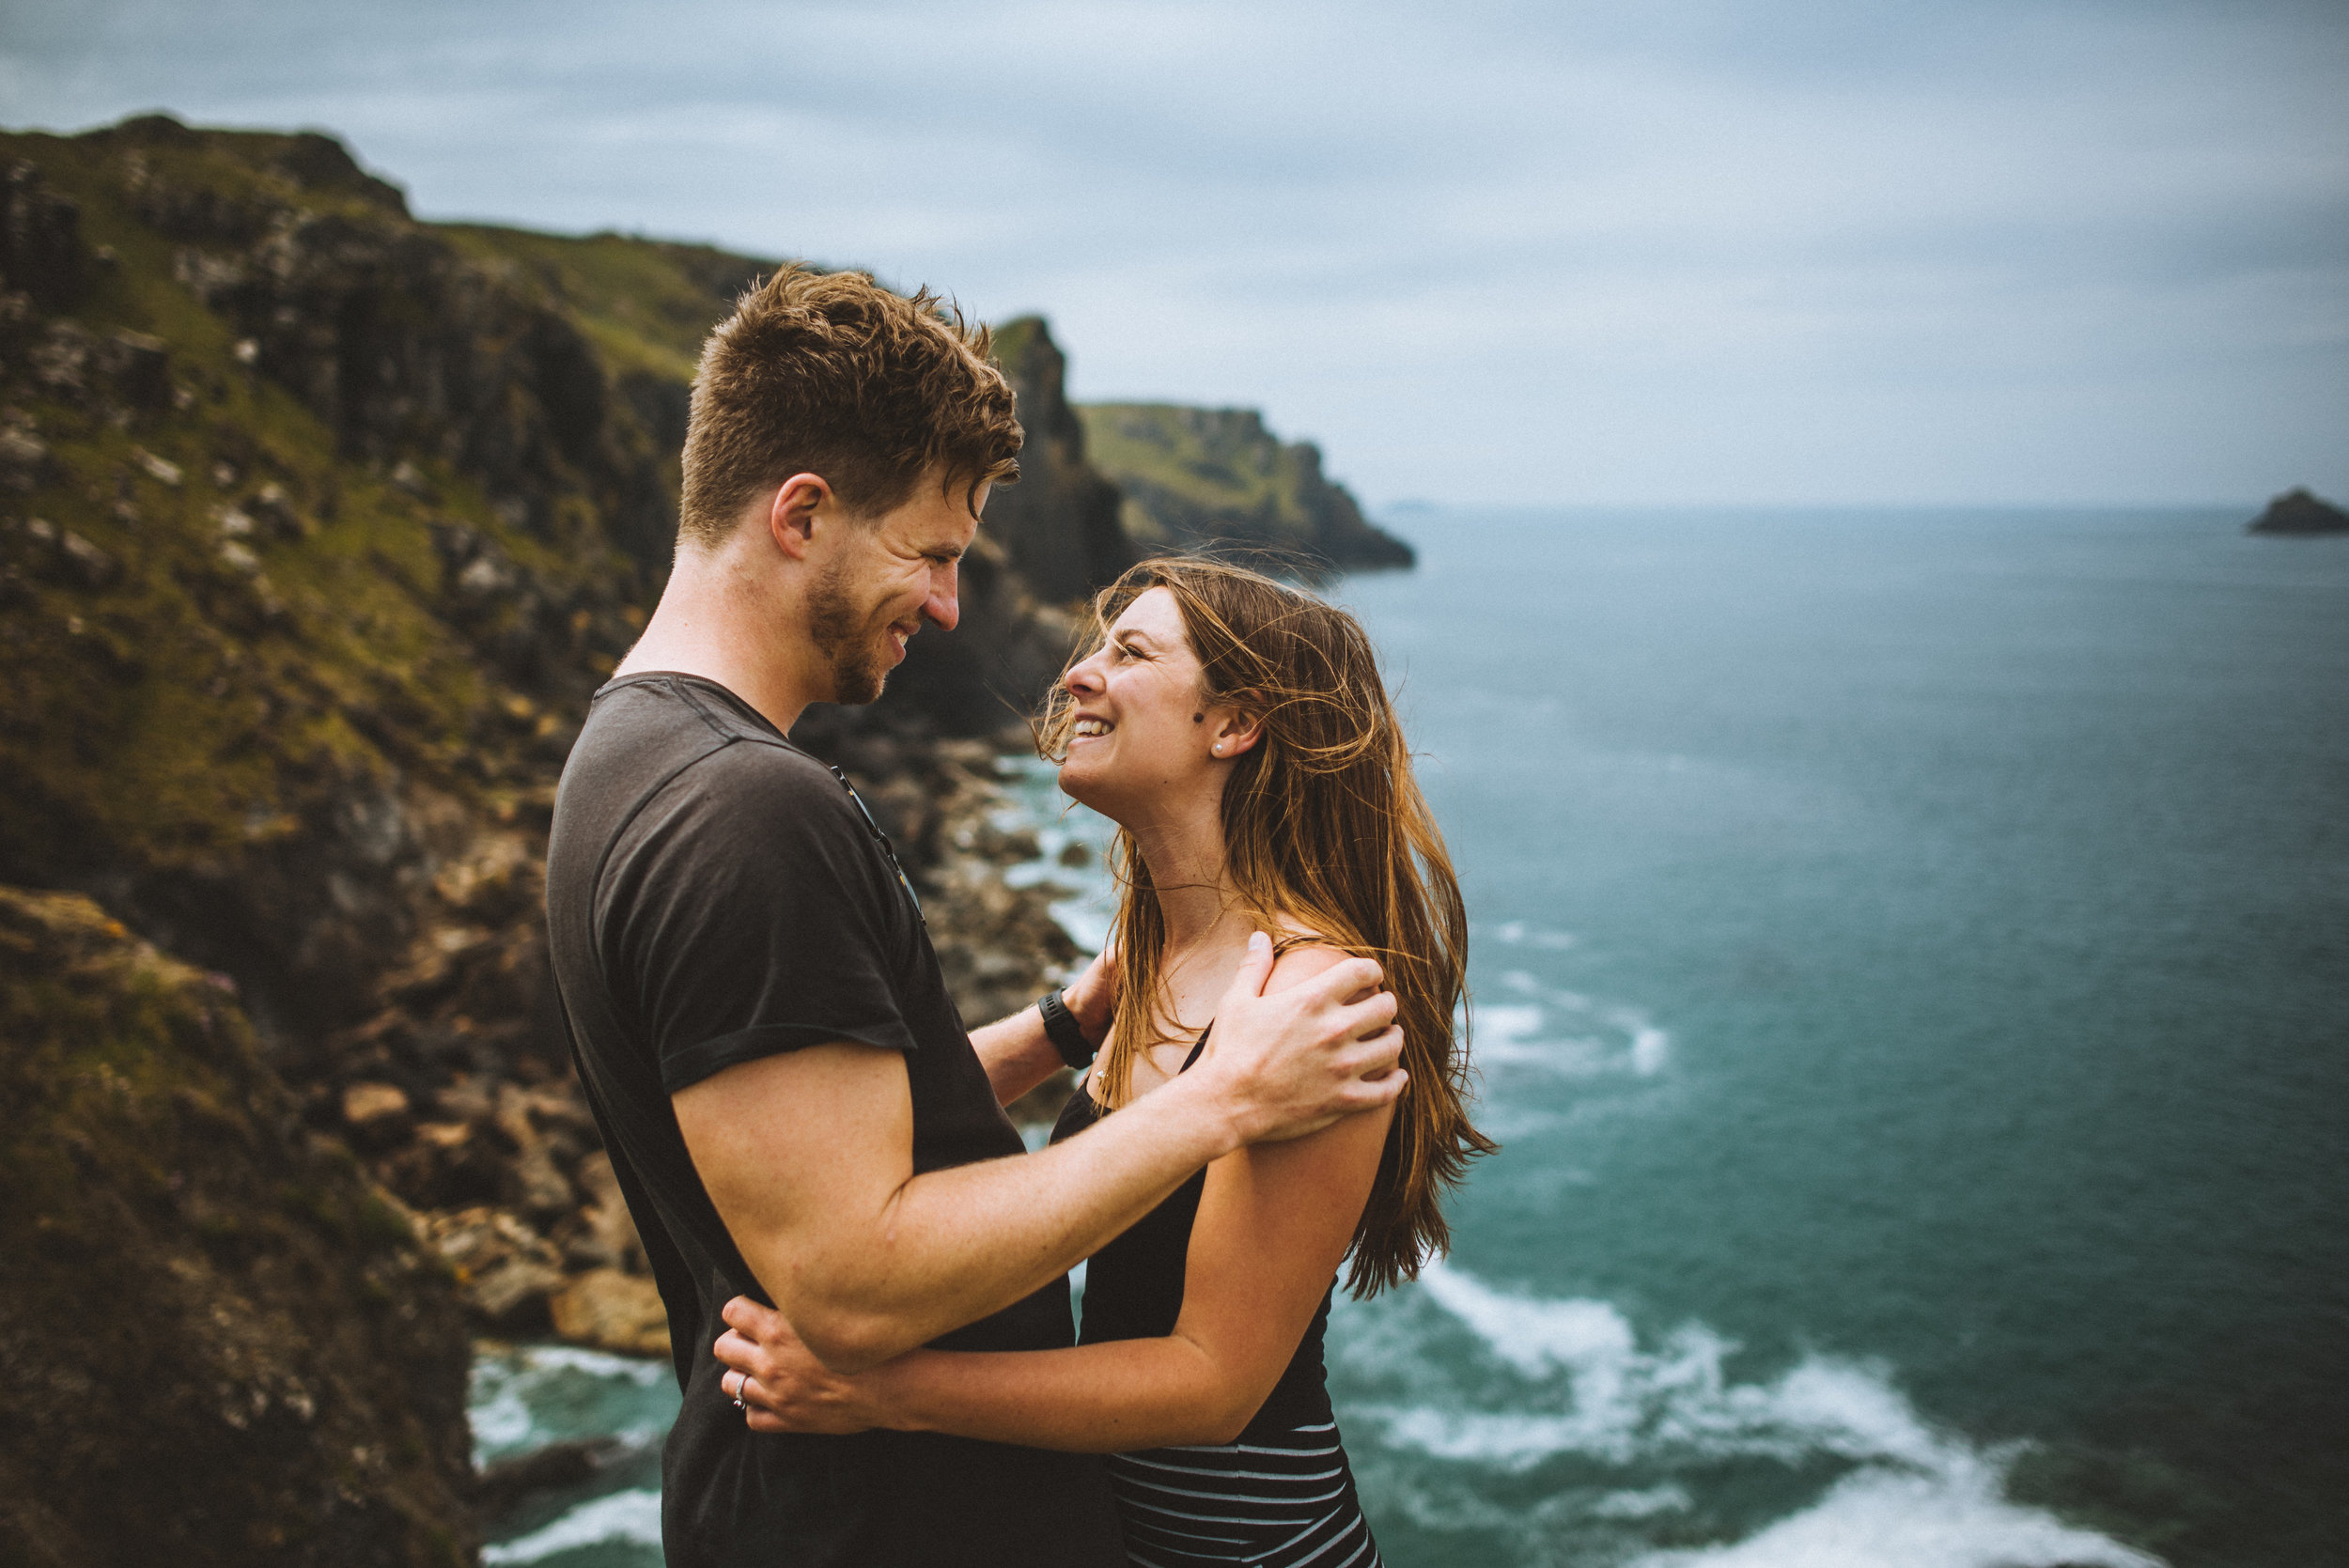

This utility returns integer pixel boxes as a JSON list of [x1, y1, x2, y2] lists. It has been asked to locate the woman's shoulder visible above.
[[1262, 924, 1361, 994]]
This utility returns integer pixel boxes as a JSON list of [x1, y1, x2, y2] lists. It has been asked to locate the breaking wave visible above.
[[1333, 1262, 2163, 1568], [481, 1487, 662, 1565]]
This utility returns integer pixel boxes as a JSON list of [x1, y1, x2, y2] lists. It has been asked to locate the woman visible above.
[[717, 558, 1494, 1567]]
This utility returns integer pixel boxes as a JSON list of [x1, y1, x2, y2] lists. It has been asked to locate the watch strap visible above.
[[1037, 987, 1096, 1070]]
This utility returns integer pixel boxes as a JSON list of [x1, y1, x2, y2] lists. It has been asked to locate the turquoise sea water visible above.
[[475, 507, 2349, 1567]]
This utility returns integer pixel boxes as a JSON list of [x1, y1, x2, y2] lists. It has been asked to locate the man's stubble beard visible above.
[[806, 551, 893, 706]]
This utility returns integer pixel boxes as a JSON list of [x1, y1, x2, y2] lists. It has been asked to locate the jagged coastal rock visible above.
[[982, 317, 1137, 602], [0, 886, 476, 1567], [2248, 487, 2349, 535], [0, 111, 1408, 1552], [1078, 401, 1413, 573]]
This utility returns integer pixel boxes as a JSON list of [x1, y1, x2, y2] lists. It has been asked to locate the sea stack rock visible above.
[[2248, 488, 2349, 535]]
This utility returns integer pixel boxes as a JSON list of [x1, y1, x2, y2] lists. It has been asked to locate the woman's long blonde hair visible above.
[[1037, 557, 1496, 1297]]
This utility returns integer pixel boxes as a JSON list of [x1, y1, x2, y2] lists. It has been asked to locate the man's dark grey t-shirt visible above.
[[545, 673, 1122, 1568]]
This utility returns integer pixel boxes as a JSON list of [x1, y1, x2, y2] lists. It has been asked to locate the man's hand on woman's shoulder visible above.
[[1190, 931, 1405, 1146]]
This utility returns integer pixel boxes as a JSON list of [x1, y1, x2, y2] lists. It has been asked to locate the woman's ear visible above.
[[1208, 694, 1267, 760]]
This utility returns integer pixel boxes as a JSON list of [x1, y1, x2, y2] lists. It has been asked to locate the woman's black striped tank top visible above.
[[1049, 1035, 1383, 1568]]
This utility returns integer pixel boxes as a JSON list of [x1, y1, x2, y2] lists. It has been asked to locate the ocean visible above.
[[474, 506, 2349, 1567]]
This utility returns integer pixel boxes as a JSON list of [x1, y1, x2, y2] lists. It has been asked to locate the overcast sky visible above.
[[5, 0, 2344, 506]]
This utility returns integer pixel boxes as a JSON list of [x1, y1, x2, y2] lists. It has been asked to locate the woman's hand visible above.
[[1062, 939, 1119, 1048], [715, 1296, 885, 1435]]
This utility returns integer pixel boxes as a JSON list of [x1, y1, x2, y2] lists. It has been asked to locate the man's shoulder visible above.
[[552, 675, 852, 876], [570, 675, 833, 796]]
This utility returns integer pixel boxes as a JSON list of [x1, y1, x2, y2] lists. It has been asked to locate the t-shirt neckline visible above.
[[596, 669, 791, 744]]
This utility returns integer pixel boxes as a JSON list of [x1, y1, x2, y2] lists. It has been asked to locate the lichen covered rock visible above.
[[0, 885, 476, 1566]]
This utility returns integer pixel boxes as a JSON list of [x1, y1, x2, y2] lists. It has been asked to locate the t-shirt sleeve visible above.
[[597, 742, 919, 1095]]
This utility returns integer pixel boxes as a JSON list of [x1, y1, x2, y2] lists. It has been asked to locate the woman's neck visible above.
[[1128, 812, 1251, 998], [1124, 793, 1238, 948]]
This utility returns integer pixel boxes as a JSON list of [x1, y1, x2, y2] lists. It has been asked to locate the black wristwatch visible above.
[[1036, 987, 1097, 1070]]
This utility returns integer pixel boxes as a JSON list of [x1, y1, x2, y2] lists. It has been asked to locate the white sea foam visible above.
[[1595, 1483, 1695, 1520], [1466, 988, 1671, 1081], [1344, 1263, 2164, 1568], [1486, 920, 1579, 950], [482, 1486, 663, 1564], [1629, 1459, 2161, 1568], [508, 1344, 671, 1384], [469, 1343, 670, 1461], [1629, 1025, 1671, 1076]]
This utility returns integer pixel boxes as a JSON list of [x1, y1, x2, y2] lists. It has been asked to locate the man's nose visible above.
[[924, 562, 959, 632]]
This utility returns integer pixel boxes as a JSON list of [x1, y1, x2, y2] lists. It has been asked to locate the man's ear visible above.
[[765, 473, 832, 561]]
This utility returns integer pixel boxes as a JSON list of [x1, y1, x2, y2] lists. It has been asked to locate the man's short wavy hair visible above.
[[678, 266, 1022, 545]]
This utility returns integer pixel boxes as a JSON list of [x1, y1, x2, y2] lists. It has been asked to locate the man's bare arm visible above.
[[676, 933, 1402, 1373]]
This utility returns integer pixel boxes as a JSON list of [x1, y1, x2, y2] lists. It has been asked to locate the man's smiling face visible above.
[[807, 473, 984, 705]]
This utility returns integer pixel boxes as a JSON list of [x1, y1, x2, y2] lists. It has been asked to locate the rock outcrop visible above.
[[984, 318, 1137, 601], [1078, 401, 1413, 573], [0, 885, 475, 1567], [2248, 487, 2349, 535]]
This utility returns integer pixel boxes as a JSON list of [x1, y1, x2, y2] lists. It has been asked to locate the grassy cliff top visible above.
[[438, 224, 775, 384], [1078, 401, 1412, 569]]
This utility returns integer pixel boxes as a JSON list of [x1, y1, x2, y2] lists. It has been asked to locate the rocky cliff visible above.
[[0, 886, 475, 1567], [0, 113, 1120, 1550], [1078, 401, 1413, 573]]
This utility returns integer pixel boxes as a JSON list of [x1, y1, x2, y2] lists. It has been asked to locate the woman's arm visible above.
[[720, 946, 1392, 1451], [965, 945, 1116, 1108]]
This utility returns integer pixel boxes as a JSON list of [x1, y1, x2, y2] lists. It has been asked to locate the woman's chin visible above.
[[1054, 761, 1117, 819]]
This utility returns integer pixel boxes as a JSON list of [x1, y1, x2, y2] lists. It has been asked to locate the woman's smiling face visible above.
[[1057, 586, 1235, 821]]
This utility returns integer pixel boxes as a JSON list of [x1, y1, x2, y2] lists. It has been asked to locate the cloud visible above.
[[5, 0, 2344, 503]]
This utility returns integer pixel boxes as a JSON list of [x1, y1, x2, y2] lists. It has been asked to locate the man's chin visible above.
[[825, 653, 890, 706]]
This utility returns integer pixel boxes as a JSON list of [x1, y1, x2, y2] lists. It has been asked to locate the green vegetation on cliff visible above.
[[1078, 401, 1412, 573], [0, 115, 729, 1038], [0, 885, 474, 1567]]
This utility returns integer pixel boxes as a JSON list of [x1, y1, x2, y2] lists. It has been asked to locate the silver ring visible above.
[[728, 1372, 745, 1410]]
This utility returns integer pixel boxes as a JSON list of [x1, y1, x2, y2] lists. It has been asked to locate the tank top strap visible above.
[[1179, 1024, 1211, 1074]]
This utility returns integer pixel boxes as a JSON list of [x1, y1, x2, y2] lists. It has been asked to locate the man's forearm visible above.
[[740, 1067, 1243, 1371], [689, 938, 1400, 1374]]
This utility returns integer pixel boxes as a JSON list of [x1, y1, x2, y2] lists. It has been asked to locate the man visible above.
[[545, 267, 1406, 1568]]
